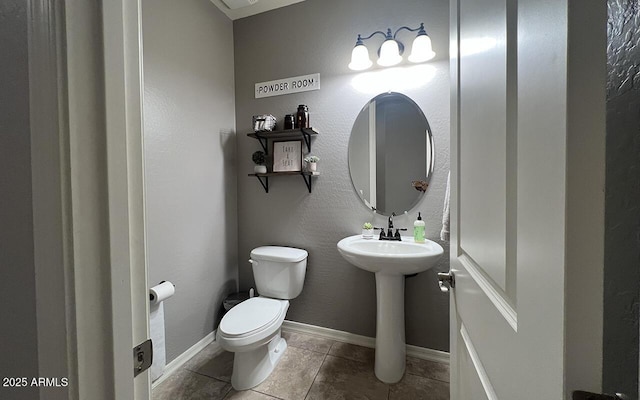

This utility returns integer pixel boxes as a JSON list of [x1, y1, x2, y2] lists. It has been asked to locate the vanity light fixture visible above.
[[348, 23, 436, 71]]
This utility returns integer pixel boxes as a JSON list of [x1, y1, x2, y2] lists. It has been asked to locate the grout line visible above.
[[285, 342, 334, 356], [321, 343, 374, 365], [220, 383, 233, 399], [254, 390, 285, 400], [282, 331, 336, 356], [174, 368, 234, 399], [303, 351, 329, 400], [188, 368, 231, 385], [321, 352, 372, 364], [405, 371, 451, 384], [327, 340, 337, 353], [385, 372, 391, 400], [251, 387, 287, 400]]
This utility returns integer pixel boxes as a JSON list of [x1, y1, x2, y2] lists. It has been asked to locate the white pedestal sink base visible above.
[[374, 272, 406, 383], [336, 235, 444, 384]]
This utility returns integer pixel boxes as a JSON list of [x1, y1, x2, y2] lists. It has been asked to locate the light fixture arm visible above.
[[355, 30, 389, 45], [356, 28, 405, 57], [392, 23, 427, 40]]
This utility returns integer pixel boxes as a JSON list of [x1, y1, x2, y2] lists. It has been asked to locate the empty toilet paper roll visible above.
[[149, 281, 175, 382]]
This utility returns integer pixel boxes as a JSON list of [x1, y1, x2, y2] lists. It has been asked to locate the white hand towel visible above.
[[440, 171, 450, 241]]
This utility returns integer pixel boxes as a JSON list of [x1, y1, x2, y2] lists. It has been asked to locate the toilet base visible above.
[[231, 331, 287, 390]]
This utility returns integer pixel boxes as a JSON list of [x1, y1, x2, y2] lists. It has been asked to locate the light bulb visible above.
[[377, 39, 402, 67], [408, 34, 435, 63]]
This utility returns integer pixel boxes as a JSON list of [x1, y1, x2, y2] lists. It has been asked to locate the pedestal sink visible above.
[[337, 235, 444, 383]]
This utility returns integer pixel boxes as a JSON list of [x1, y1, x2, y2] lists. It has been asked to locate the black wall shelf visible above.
[[248, 171, 319, 193], [248, 127, 320, 193], [248, 127, 319, 154]]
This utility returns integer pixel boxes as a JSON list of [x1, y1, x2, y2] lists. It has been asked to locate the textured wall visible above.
[[0, 1, 40, 399], [234, 0, 450, 351], [604, 0, 640, 397], [142, 0, 237, 362]]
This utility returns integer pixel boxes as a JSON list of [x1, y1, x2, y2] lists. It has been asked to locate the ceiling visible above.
[[210, 0, 306, 20]]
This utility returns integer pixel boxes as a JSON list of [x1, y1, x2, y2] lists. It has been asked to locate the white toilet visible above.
[[216, 246, 308, 390]]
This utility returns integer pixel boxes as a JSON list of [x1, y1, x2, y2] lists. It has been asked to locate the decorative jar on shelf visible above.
[[295, 105, 309, 129]]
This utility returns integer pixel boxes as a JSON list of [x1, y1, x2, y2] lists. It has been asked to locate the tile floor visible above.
[[153, 331, 450, 400]]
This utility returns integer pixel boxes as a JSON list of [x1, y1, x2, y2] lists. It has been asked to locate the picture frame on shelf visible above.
[[272, 140, 302, 172]]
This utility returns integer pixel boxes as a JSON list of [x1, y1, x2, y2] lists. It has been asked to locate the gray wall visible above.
[[234, 0, 450, 350], [603, 0, 640, 397], [142, 0, 238, 362], [0, 1, 40, 399]]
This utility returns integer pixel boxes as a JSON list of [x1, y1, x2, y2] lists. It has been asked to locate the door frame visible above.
[[40, 0, 608, 398], [30, 0, 150, 398], [28, 1, 75, 399], [102, 0, 150, 398]]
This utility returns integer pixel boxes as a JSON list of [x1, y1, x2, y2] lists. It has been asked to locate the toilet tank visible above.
[[250, 246, 308, 299]]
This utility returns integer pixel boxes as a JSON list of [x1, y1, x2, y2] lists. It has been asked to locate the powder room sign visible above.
[[255, 73, 320, 99]]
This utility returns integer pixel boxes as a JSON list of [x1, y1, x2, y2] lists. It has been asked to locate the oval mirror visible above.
[[348, 92, 434, 216]]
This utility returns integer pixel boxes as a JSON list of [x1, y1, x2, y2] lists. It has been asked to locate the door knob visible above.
[[438, 271, 455, 292]]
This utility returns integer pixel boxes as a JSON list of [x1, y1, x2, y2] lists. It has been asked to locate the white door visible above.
[[449, 0, 607, 399]]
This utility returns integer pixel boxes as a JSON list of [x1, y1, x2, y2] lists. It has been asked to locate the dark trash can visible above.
[[222, 291, 250, 311]]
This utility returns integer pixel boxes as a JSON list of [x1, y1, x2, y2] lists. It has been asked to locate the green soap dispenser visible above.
[[414, 212, 425, 243]]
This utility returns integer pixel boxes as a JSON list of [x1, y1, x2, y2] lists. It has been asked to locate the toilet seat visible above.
[[217, 297, 289, 351], [220, 297, 284, 337]]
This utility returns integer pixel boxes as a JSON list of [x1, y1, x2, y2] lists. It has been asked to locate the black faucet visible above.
[[387, 214, 395, 238], [378, 213, 406, 241]]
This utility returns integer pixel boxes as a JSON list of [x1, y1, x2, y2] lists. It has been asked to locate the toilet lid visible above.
[[251, 246, 308, 262], [219, 297, 284, 337]]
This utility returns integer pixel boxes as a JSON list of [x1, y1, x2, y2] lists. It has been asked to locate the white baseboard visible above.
[[406, 343, 450, 365], [282, 320, 450, 365], [151, 330, 219, 389]]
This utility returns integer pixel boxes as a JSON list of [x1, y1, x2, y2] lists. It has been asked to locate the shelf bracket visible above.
[[255, 175, 269, 193], [302, 173, 312, 193], [301, 129, 312, 153], [253, 132, 269, 154]]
